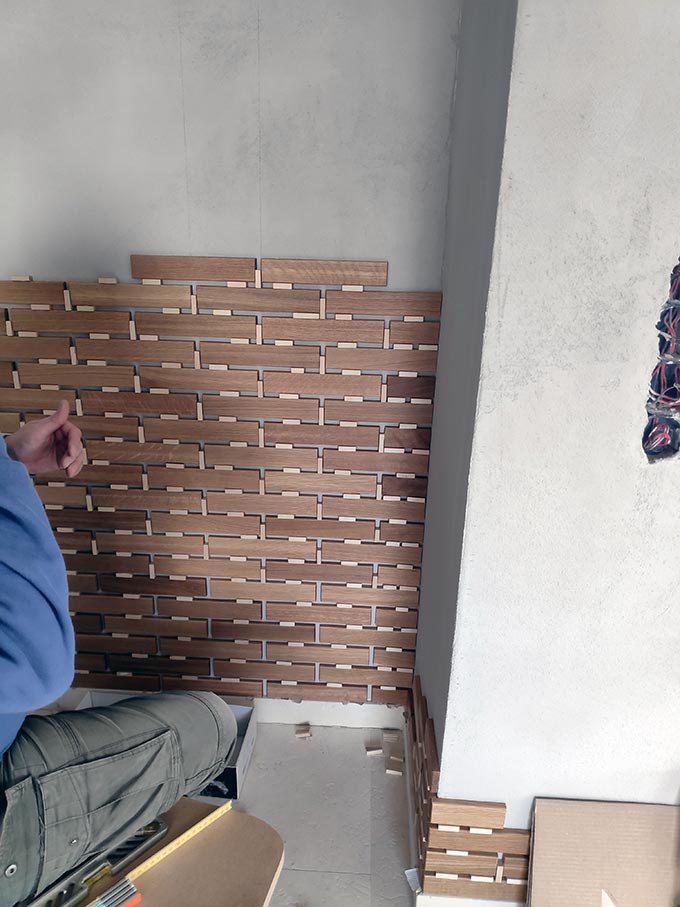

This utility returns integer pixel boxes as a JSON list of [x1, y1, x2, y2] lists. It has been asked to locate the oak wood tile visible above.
[[261, 259, 387, 287], [383, 427, 432, 450], [265, 472, 377, 495], [68, 575, 98, 592], [379, 522, 424, 544], [18, 364, 135, 388], [200, 342, 320, 369], [210, 580, 317, 602], [1, 389, 77, 412], [205, 445, 318, 469], [324, 450, 429, 474], [0, 281, 64, 304], [320, 665, 412, 687], [372, 687, 410, 705], [266, 603, 372, 626], [203, 396, 318, 421], [382, 475, 428, 498], [320, 585, 419, 608], [149, 466, 259, 492], [77, 339, 195, 364], [197, 285, 320, 314], [0, 337, 71, 360], [265, 681, 369, 703], [377, 565, 421, 586], [426, 828, 530, 857], [54, 531, 107, 553], [105, 615, 208, 637], [69, 416, 140, 440], [71, 615, 102, 633], [144, 418, 258, 444], [74, 674, 160, 693], [49, 511, 147, 531], [109, 655, 210, 676], [91, 489, 203, 511], [264, 424, 379, 447], [322, 496, 425, 522], [0, 412, 21, 432], [11, 310, 130, 334], [52, 464, 144, 486], [75, 653, 107, 671], [161, 638, 262, 660], [263, 372, 381, 397], [139, 366, 258, 393], [153, 556, 260, 580], [95, 534, 204, 555], [322, 541, 422, 566], [265, 516, 375, 540], [100, 576, 207, 596], [326, 290, 441, 317], [320, 626, 416, 648], [86, 440, 200, 466], [77, 635, 157, 655], [266, 561, 373, 584], [262, 317, 383, 344], [213, 621, 315, 643], [373, 649, 416, 669], [37, 485, 87, 506], [266, 643, 371, 666], [386, 375, 436, 401], [214, 661, 314, 683], [151, 513, 260, 535], [81, 391, 197, 417], [131, 254, 256, 282], [208, 537, 317, 560], [70, 282, 191, 308], [162, 677, 264, 698], [135, 312, 256, 339], [69, 595, 154, 615], [429, 799, 507, 829], [390, 321, 440, 346], [206, 491, 316, 516], [324, 400, 432, 425], [64, 553, 150, 575], [157, 599, 261, 621], [375, 608, 418, 629], [326, 347, 438, 373]]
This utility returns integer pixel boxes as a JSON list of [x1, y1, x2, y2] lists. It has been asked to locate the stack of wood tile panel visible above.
[[408, 675, 530, 901], [0, 257, 440, 704]]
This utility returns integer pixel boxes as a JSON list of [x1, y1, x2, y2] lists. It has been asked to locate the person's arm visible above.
[[0, 405, 82, 712]]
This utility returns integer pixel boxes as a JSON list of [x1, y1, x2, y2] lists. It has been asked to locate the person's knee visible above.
[[182, 692, 238, 758]]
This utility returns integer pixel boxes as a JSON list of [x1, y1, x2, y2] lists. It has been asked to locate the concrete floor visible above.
[[234, 724, 414, 907]]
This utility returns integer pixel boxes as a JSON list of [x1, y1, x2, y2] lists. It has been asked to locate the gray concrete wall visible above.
[[0, 0, 459, 288], [415, 0, 517, 753]]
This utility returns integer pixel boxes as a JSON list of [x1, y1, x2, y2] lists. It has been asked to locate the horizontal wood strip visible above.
[[213, 621, 315, 643], [0, 337, 71, 360], [144, 418, 258, 443], [87, 441, 200, 466], [104, 615, 208, 637], [131, 254, 255, 282], [390, 321, 440, 346], [430, 799, 507, 829], [325, 400, 432, 425], [95, 533, 204, 555], [375, 608, 418, 629], [320, 665, 412, 687], [69, 595, 154, 615], [162, 678, 263, 698], [0, 281, 65, 304], [64, 554, 150, 574], [66, 416, 140, 440], [76, 635, 157, 655], [100, 576, 207, 596], [109, 655, 210, 676], [324, 450, 429, 474], [320, 585, 418, 607], [197, 286, 320, 314], [267, 643, 371, 666], [382, 475, 428, 499], [72, 674, 161, 693], [319, 627, 416, 648], [70, 282, 191, 308], [265, 472, 377, 495], [18, 364, 135, 388], [326, 347, 438, 372], [49, 511, 147, 531], [422, 878, 526, 901], [55, 533, 112, 554], [261, 259, 387, 287], [210, 580, 317, 602], [2, 389, 76, 411], [379, 522, 424, 543], [261, 317, 383, 343], [81, 391, 197, 416], [326, 290, 441, 317], [266, 562, 373, 584], [157, 600, 261, 621], [373, 648, 415, 669], [264, 424, 379, 447], [214, 661, 315, 683], [377, 565, 421, 586], [151, 513, 260, 535], [322, 496, 425, 522], [203, 396, 318, 421], [37, 485, 88, 506], [148, 467, 259, 492], [263, 372, 382, 397], [387, 375, 436, 401], [201, 343, 321, 368], [266, 682, 369, 703], [11, 310, 130, 334], [135, 313, 257, 339], [265, 603, 372, 626], [91, 489, 203, 511], [76, 339, 195, 363], [0, 412, 22, 432], [424, 852, 498, 876], [383, 427, 432, 450], [204, 445, 318, 469], [139, 366, 258, 393], [426, 828, 530, 856], [206, 491, 316, 515], [265, 516, 375, 540], [47, 464, 143, 486], [208, 537, 317, 560], [322, 540, 422, 566], [161, 638, 262, 659]]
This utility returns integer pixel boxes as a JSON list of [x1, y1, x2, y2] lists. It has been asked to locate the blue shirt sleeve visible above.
[[0, 435, 75, 713]]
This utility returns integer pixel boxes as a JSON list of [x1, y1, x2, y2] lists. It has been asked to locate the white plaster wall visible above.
[[440, 0, 680, 829], [0, 0, 458, 288]]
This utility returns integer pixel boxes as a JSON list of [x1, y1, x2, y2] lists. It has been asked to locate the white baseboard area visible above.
[[417, 897, 524, 907], [253, 696, 405, 729]]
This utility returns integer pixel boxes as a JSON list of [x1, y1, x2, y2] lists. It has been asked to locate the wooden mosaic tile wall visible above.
[[0, 256, 440, 703], [408, 676, 530, 901]]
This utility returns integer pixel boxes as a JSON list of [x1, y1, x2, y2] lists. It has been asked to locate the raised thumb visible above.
[[44, 400, 70, 430]]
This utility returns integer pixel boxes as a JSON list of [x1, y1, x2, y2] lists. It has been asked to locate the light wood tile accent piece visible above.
[[131, 254, 256, 282], [261, 259, 388, 286]]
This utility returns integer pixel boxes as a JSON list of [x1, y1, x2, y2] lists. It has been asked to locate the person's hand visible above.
[[6, 400, 85, 477]]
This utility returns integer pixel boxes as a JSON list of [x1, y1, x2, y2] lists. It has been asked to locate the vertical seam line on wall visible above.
[[257, 0, 263, 261], [177, 0, 192, 244]]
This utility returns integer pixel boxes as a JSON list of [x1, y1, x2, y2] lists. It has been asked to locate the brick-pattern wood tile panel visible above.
[[0, 266, 441, 702]]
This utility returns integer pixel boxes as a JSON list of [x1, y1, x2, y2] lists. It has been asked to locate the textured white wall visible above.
[[439, 0, 680, 828]]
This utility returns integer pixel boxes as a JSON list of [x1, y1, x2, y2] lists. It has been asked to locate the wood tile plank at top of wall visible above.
[[266, 643, 371, 666], [264, 471, 377, 496], [263, 424, 380, 448], [386, 375, 436, 401], [75, 339, 196, 364], [265, 516, 375, 541], [134, 313, 257, 339], [203, 396, 318, 421], [86, 440, 200, 466], [69, 282, 191, 309], [325, 347, 438, 373], [130, 254, 256, 283], [206, 491, 317, 516], [10, 310, 130, 334], [204, 444, 318, 469], [0, 337, 71, 360], [196, 285, 321, 315], [430, 798, 507, 829], [91, 488, 203, 511], [148, 466, 260, 493], [321, 540, 422, 567], [144, 418, 259, 444], [319, 584, 419, 608], [81, 391, 198, 416], [95, 533, 204, 556], [382, 475, 428, 499], [326, 290, 441, 317], [0, 281, 65, 305], [427, 828, 530, 857], [260, 258, 388, 287], [139, 366, 258, 393], [151, 512, 261, 535], [261, 316, 383, 344], [210, 579, 317, 602], [324, 400, 433, 425], [421, 878, 526, 901], [262, 372, 382, 397], [324, 450, 429, 475], [17, 364, 136, 389], [200, 342, 320, 369]]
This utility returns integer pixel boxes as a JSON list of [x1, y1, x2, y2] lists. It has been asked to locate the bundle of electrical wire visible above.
[[642, 258, 680, 457]]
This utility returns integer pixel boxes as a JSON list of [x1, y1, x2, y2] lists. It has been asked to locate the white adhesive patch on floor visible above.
[[234, 724, 414, 907]]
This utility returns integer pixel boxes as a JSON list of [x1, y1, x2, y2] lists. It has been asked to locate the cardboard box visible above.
[[528, 798, 680, 906]]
